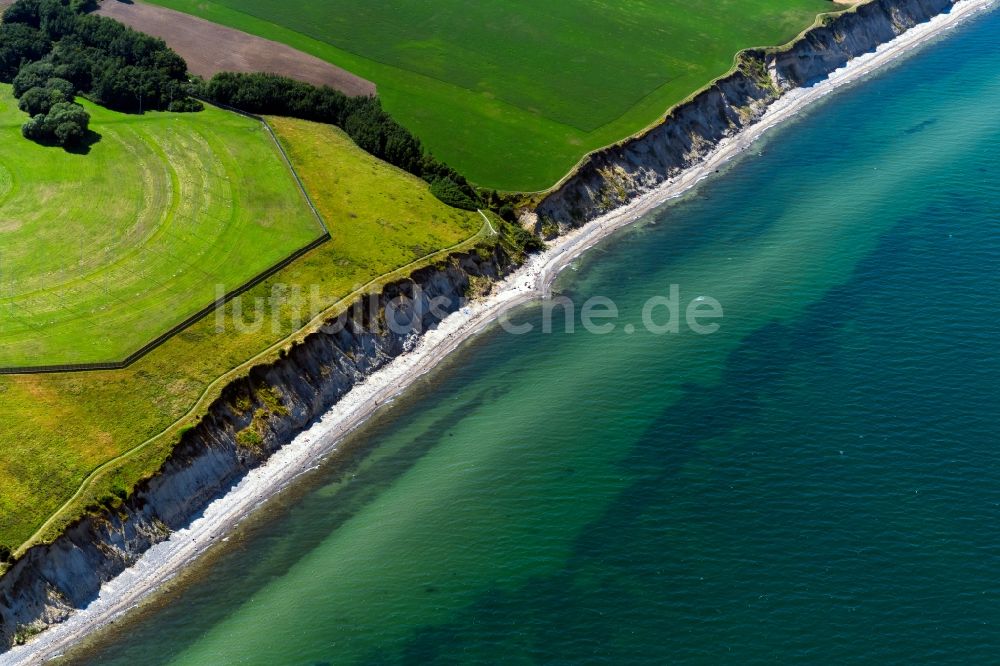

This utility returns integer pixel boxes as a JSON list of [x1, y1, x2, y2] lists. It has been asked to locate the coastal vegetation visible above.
[[143, 0, 839, 190], [0, 113, 487, 559]]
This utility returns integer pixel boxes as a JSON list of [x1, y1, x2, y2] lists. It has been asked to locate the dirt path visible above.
[[95, 0, 375, 97]]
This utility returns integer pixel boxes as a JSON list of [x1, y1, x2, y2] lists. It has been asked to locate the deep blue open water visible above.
[[70, 9, 1000, 664]]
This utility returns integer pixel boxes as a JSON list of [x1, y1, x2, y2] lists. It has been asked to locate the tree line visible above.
[[200, 72, 481, 209]]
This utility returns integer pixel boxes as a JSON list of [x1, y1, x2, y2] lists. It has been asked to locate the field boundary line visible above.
[[14, 217, 496, 558], [517, 3, 866, 198], [0, 105, 331, 376], [205, 100, 331, 236], [0, 233, 330, 375]]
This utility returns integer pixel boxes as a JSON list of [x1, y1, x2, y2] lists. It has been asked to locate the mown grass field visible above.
[[0, 116, 484, 555], [0, 85, 324, 367], [144, 0, 840, 191]]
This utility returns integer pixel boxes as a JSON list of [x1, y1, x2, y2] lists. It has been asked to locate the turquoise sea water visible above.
[[70, 11, 1000, 665]]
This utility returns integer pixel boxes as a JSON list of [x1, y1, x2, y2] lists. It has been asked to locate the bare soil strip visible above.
[[95, 0, 375, 97]]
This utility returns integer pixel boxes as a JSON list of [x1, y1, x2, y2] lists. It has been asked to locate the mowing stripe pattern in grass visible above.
[[0, 85, 326, 368]]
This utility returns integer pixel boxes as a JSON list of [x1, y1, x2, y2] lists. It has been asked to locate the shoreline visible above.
[[6, 0, 995, 662]]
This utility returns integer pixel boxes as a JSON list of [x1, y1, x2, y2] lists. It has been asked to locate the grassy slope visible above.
[[0, 117, 483, 554], [0, 85, 323, 367], [143, 0, 836, 191]]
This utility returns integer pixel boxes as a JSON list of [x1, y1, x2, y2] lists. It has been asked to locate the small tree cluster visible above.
[[2, 0, 200, 113], [17, 75, 73, 115], [12, 61, 90, 146]]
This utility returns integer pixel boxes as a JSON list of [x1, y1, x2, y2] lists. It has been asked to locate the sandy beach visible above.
[[5, 0, 995, 662]]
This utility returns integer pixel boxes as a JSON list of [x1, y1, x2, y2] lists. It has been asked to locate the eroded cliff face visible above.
[[0, 249, 513, 650], [535, 0, 954, 227], [0, 0, 960, 653], [773, 0, 953, 86]]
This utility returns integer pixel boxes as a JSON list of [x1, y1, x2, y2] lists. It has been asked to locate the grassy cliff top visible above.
[[144, 0, 839, 191], [0, 115, 483, 557]]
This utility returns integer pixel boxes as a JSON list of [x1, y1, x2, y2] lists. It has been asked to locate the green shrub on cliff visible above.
[[430, 176, 480, 211]]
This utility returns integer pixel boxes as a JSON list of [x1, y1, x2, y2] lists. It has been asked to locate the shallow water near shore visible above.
[[68, 10, 1000, 665]]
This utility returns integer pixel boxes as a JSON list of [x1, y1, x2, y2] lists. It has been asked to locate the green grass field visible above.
[[0, 85, 324, 368], [0, 115, 485, 556], [144, 0, 840, 190]]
